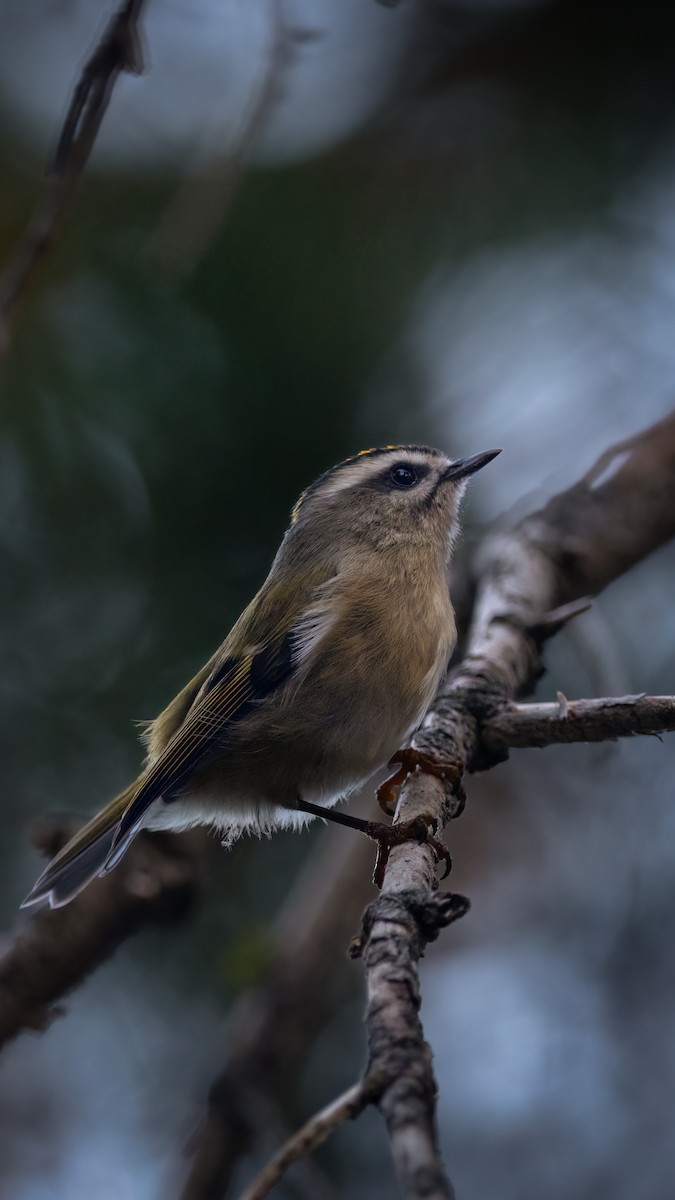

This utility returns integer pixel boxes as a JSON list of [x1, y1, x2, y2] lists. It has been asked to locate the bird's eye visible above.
[[390, 463, 418, 488]]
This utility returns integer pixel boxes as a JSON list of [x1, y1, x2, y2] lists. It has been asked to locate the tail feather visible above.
[[21, 783, 139, 910]]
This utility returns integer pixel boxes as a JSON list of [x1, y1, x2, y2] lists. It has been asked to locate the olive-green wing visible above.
[[104, 633, 294, 864]]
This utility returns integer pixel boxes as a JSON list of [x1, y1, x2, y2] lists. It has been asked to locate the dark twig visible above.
[[0, 0, 148, 350], [0, 817, 207, 1048]]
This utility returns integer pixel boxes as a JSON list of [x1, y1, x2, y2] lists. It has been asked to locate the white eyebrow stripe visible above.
[[318, 450, 448, 500]]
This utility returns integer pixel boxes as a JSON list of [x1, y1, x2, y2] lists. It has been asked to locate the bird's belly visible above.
[[146, 669, 435, 841]]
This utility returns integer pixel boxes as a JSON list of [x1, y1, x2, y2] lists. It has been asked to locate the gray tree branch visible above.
[[482, 693, 675, 751], [347, 408, 675, 1200]]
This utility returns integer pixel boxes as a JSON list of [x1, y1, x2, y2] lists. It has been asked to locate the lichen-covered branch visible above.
[[0, 0, 148, 350], [482, 693, 675, 751], [351, 884, 469, 1200], [352, 408, 675, 1200], [417, 409, 675, 781]]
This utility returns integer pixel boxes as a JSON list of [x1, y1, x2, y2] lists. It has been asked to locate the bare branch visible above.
[[531, 408, 675, 601], [0, 817, 207, 1048], [351, 881, 469, 1200], [350, 407, 675, 1199], [482, 694, 675, 751], [237, 1081, 371, 1200], [180, 800, 375, 1200], [0, 0, 148, 350], [417, 407, 675, 780]]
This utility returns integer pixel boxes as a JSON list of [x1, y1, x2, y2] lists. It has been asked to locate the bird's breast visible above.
[[296, 566, 456, 775]]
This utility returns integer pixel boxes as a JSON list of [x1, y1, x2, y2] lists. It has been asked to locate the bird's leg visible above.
[[292, 797, 451, 889], [377, 747, 463, 815]]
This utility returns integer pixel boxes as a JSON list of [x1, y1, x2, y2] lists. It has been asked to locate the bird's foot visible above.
[[363, 813, 452, 889], [377, 748, 463, 816]]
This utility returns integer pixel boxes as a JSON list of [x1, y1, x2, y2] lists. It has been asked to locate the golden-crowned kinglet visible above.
[[23, 444, 499, 909]]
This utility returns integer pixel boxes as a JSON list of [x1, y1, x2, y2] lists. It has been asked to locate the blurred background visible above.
[[1, 0, 675, 1197]]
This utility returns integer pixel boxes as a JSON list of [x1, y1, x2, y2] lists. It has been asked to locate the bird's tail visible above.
[[21, 781, 139, 910]]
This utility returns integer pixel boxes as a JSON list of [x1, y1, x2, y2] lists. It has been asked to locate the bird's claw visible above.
[[376, 748, 463, 816], [365, 812, 452, 889]]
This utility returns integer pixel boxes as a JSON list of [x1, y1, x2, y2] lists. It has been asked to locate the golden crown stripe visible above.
[[291, 447, 408, 522]]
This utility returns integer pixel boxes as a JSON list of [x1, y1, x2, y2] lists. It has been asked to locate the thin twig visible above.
[[482, 693, 675, 751], [0, 0, 148, 350], [237, 1081, 371, 1200]]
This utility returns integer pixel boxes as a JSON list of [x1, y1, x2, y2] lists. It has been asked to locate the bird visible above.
[[22, 443, 500, 909]]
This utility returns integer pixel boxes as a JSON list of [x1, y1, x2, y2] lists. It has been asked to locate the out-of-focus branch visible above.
[[419, 408, 675, 781], [0, 0, 148, 350], [237, 1081, 371, 1200], [0, 817, 208, 1048], [152, 3, 319, 278], [541, 409, 675, 596], [180, 800, 375, 1200], [346, 408, 675, 1200], [482, 693, 675, 751]]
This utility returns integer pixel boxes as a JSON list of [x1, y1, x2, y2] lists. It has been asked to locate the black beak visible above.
[[442, 448, 501, 483]]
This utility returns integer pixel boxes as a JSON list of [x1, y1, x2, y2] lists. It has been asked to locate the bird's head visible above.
[[287, 444, 500, 560]]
